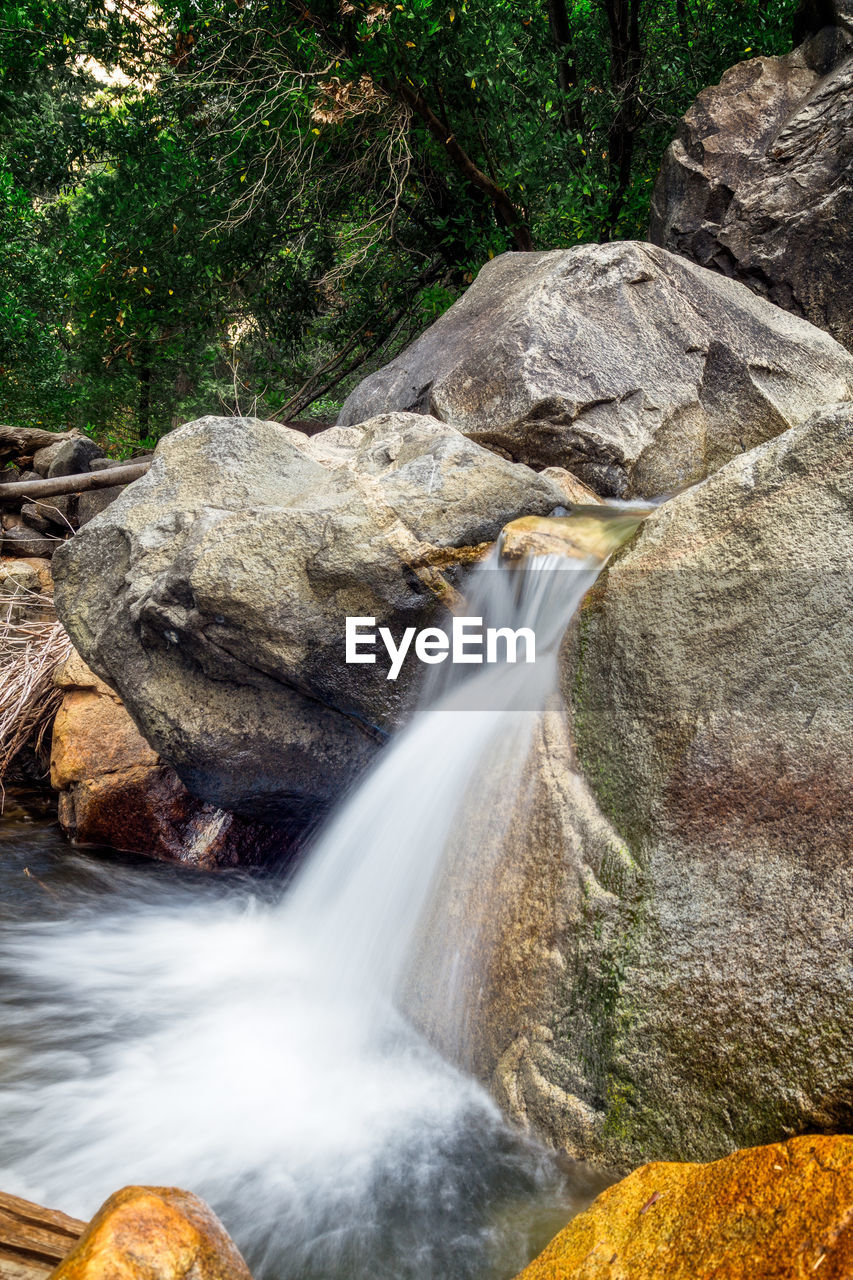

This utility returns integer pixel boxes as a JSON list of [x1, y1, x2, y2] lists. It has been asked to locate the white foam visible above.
[[0, 547, 610, 1278]]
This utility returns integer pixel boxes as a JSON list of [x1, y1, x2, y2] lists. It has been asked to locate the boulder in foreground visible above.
[[339, 242, 853, 497], [514, 1134, 853, 1280], [49, 1186, 252, 1280], [485, 402, 853, 1166]]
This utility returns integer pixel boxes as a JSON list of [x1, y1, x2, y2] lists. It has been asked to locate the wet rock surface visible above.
[[50, 1186, 253, 1280], [339, 242, 853, 498], [514, 1135, 853, 1280], [51, 651, 284, 868]]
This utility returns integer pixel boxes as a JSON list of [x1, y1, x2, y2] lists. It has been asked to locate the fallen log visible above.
[[0, 1190, 84, 1279], [0, 427, 81, 467], [0, 461, 150, 504]]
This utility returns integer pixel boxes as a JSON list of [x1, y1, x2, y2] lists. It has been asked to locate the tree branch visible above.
[[0, 462, 150, 504], [393, 80, 534, 251]]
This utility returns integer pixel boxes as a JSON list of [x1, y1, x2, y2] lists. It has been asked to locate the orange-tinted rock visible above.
[[49, 1186, 252, 1280], [514, 1134, 853, 1280], [51, 653, 285, 869], [51, 690, 159, 790], [499, 509, 648, 565]]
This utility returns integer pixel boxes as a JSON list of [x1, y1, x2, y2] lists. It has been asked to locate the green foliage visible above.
[[0, 0, 800, 442], [0, 164, 73, 424]]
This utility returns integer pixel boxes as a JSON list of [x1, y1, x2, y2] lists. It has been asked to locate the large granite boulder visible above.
[[486, 401, 853, 1167], [338, 243, 853, 498], [515, 1135, 853, 1280], [650, 10, 853, 351], [52, 413, 568, 827]]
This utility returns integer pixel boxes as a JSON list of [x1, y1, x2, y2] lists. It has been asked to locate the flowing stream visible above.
[[0, 510, 640, 1279]]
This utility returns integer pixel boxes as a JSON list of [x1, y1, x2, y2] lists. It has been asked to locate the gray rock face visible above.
[[76, 485, 125, 526], [20, 502, 53, 534], [495, 400, 853, 1168], [32, 437, 104, 478], [1, 524, 56, 558], [339, 243, 853, 498], [35, 493, 75, 530], [52, 413, 567, 826], [650, 20, 853, 351]]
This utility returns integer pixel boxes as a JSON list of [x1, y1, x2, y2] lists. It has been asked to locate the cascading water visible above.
[[0, 507, 643, 1280], [282, 545, 597, 1024]]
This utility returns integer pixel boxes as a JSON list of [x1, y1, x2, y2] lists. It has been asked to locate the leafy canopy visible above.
[[0, 0, 799, 446]]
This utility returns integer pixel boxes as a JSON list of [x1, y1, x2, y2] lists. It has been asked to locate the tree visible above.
[[0, 0, 801, 441]]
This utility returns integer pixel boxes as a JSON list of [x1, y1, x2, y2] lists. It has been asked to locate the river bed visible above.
[[0, 797, 609, 1280]]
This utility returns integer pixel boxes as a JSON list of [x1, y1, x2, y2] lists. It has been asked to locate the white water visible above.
[[283, 550, 599, 1025], [0, 540, 612, 1280]]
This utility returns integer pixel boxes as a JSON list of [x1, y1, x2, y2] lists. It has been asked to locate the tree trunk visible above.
[[546, 0, 585, 137], [394, 81, 535, 251], [0, 427, 81, 467], [602, 0, 643, 238], [137, 341, 153, 436]]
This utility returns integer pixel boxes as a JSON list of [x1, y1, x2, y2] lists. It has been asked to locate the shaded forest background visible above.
[[0, 0, 798, 453]]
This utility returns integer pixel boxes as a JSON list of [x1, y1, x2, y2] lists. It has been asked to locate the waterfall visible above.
[[279, 546, 599, 1056], [0, 507, 643, 1280]]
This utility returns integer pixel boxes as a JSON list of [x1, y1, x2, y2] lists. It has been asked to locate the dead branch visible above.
[[0, 461, 150, 504], [0, 586, 72, 787]]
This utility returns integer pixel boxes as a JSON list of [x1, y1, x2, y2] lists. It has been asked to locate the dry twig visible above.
[[0, 584, 73, 798]]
